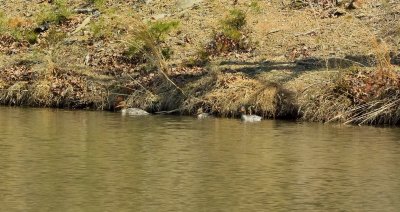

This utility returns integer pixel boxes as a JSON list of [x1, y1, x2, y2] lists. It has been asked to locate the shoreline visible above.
[[1, 64, 400, 126], [1, 0, 399, 126]]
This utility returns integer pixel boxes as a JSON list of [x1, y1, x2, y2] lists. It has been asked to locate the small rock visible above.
[[93, 10, 101, 18], [34, 22, 50, 33]]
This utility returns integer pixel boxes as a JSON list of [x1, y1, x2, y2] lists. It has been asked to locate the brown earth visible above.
[[0, 0, 399, 124]]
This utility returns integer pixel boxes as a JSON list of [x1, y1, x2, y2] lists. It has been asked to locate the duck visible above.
[[196, 108, 211, 119], [116, 101, 149, 116], [121, 108, 150, 116], [240, 106, 262, 122]]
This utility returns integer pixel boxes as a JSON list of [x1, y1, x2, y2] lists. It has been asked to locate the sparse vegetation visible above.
[[36, 0, 71, 25], [289, 0, 338, 9], [201, 9, 252, 59], [90, 17, 111, 39], [0, 12, 6, 32], [125, 20, 179, 63], [0, 13, 37, 44], [249, 0, 262, 13], [221, 9, 246, 37], [148, 21, 179, 43], [44, 28, 66, 45], [1, 0, 399, 125], [86, 0, 106, 7]]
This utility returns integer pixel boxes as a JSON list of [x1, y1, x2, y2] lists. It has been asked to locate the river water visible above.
[[0, 107, 399, 211]]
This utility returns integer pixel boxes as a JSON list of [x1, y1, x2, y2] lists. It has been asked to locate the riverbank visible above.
[[1, 0, 399, 125]]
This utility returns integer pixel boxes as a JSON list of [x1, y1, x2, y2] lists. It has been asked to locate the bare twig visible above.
[[71, 16, 92, 35], [267, 29, 281, 35], [294, 29, 319, 37]]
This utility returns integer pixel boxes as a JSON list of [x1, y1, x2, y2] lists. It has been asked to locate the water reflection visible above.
[[0, 107, 400, 211]]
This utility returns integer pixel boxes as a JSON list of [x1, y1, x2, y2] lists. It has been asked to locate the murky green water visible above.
[[1, 107, 400, 211]]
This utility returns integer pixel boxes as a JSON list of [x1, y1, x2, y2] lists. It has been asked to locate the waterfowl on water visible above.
[[196, 108, 211, 119], [121, 108, 150, 116], [116, 101, 149, 116], [240, 106, 262, 122]]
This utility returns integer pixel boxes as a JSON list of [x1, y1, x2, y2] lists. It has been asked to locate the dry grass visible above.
[[294, 39, 400, 125], [181, 70, 297, 118], [1, 0, 399, 126], [30, 80, 52, 106], [298, 79, 352, 123], [0, 82, 29, 105]]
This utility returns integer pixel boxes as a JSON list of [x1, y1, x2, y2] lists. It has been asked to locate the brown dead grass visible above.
[[294, 40, 400, 125], [0, 0, 399, 126], [181, 70, 297, 118]]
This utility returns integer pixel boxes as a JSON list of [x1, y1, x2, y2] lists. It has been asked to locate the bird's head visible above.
[[197, 108, 204, 115], [239, 106, 246, 114], [115, 101, 127, 110]]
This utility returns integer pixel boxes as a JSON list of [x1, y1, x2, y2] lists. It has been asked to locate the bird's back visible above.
[[241, 114, 262, 122], [122, 108, 149, 116]]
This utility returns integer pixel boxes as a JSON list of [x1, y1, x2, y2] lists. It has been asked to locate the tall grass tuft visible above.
[[125, 20, 185, 96]]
